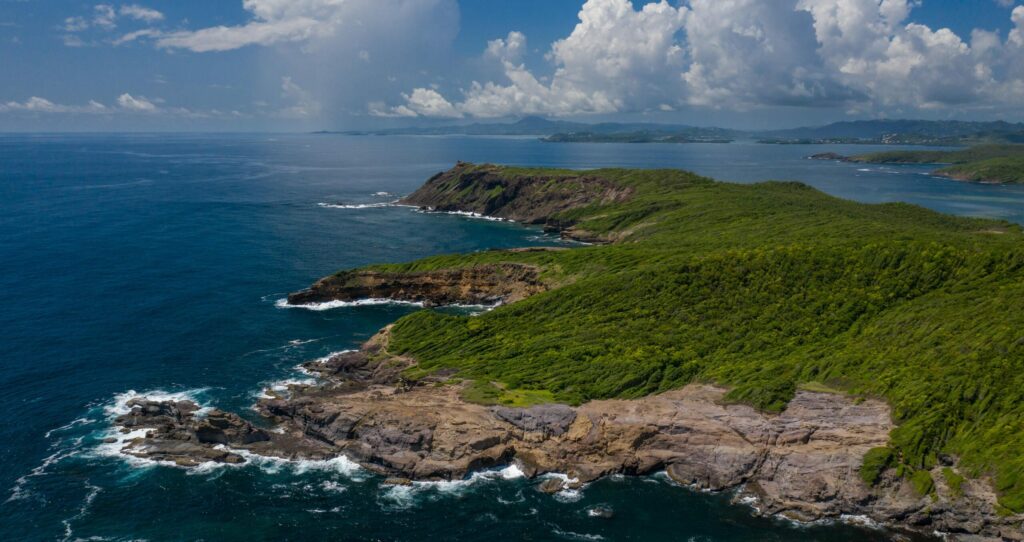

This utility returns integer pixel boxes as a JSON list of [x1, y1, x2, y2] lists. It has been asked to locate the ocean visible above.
[[3, 133, 1022, 541]]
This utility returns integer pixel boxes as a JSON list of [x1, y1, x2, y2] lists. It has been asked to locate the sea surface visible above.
[[3, 134, 1023, 542]]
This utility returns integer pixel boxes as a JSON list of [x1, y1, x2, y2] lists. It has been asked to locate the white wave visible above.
[[321, 480, 348, 493], [311, 349, 356, 364], [318, 202, 394, 209], [220, 448, 366, 479], [256, 377, 317, 400], [103, 388, 211, 418], [6, 446, 83, 503], [61, 482, 101, 542], [379, 484, 416, 509], [44, 417, 95, 439], [416, 209, 512, 222], [372, 191, 394, 197], [838, 514, 883, 529], [857, 168, 871, 172], [275, 298, 425, 311], [550, 527, 604, 541]]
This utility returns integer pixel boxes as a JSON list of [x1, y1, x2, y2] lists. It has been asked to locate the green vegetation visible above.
[[937, 156, 1024, 184], [851, 144, 1024, 184], [459, 380, 556, 407], [333, 164, 1024, 510], [860, 447, 896, 486], [543, 131, 732, 144], [911, 470, 936, 496], [943, 467, 966, 498]]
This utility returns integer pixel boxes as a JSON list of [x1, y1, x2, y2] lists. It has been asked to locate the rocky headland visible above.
[[113, 163, 1024, 540], [115, 329, 1020, 539]]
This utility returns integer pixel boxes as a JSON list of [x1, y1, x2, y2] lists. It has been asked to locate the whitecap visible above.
[[415, 209, 511, 222], [838, 514, 883, 530], [44, 417, 95, 439], [61, 482, 102, 542], [103, 388, 211, 418], [550, 526, 604, 541], [6, 446, 83, 503], [255, 377, 317, 400], [318, 202, 394, 209], [857, 168, 871, 172], [275, 298, 425, 311]]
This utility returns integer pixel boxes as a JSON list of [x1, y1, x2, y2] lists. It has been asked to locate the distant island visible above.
[[810, 144, 1024, 184], [321, 117, 1024, 147], [542, 131, 732, 144], [123, 162, 1024, 539]]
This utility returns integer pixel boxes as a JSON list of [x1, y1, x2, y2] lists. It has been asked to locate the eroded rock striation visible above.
[[287, 262, 547, 307], [398, 161, 633, 242], [114, 332, 1021, 540]]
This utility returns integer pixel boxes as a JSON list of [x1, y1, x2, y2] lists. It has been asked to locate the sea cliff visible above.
[[118, 163, 1024, 540]]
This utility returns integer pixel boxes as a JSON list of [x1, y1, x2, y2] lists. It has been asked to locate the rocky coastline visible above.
[[111, 163, 1024, 540], [114, 327, 1021, 540]]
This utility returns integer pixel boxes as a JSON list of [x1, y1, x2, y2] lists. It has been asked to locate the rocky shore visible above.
[[398, 161, 633, 243], [111, 163, 1024, 540], [286, 262, 547, 307], [113, 328, 1021, 540]]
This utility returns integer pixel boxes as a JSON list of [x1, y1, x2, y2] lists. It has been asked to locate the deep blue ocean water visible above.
[[3, 134, 1023, 541]]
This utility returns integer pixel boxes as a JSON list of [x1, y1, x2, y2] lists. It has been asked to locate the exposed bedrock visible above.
[[286, 262, 546, 307], [399, 161, 634, 225], [112, 336, 1024, 540]]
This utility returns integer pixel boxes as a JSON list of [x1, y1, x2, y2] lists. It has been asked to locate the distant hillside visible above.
[[760, 119, 1024, 145], [328, 116, 740, 138], [325, 118, 1024, 146], [812, 144, 1024, 184]]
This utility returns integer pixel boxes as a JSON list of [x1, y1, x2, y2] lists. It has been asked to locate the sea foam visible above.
[[275, 298, 425, 311]]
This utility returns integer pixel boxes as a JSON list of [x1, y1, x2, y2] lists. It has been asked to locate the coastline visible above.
[[107, 162, 1024, 540]]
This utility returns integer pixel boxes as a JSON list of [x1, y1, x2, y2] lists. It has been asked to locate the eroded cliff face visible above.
[[398, 161, 633, 241], [286, 262, 547, 307], [113, 332, 1023, 540]]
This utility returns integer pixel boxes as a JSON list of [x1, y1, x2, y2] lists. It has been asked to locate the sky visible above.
[[1, 0, 1023, 131]]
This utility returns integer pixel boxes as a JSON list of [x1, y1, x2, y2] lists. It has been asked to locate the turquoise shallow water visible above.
[[4, 134, 1021, 541]]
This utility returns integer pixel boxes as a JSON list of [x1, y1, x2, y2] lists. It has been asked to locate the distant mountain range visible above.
[[320, 117, 1024, 145], [324, 116, 739, 138]]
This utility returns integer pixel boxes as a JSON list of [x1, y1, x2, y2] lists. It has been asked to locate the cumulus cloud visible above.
[[119, 4, 164, 22], [153, 0, 348, 52], [379, 0, 1024, 118], [0, 94, 241, 119], [0, 97, 107, 114], [93, 4, 118, 30], [116, 93, 158, 112]]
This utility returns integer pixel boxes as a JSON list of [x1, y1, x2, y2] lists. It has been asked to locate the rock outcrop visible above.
[[286, 262, 547, 307], [398, 161, 633, 241], [112, 333, 1023, 540]]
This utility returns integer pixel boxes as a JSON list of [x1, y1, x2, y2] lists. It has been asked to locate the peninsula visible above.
[[811, 144, 1024, 184], [118, 163, 1024, 539]]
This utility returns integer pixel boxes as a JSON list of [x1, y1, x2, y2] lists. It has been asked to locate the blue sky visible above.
[[1, 0, 1022, 131]]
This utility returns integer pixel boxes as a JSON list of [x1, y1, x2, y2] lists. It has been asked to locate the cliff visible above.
[[117, 163, 1024, 539]]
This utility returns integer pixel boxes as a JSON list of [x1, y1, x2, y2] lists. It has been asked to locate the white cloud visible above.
[[375, 0, 1024, 118], [276, 77, 322, 118], [64, 16, 89, 32], [0, 97, 107, 114], [93, 4, 118, 30], [154, 0, 348, 52], [119, 5, 164, 22], [1012, 6, 1024, 46], [484, 31, 526, 64], [116, 93, 158, 112]]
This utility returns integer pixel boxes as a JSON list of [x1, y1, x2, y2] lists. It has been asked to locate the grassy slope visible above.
[[851, 144, 1024, 184], [357, 165, 1024, 510]]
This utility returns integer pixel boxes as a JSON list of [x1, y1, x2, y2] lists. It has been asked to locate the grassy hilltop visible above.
[[850, 144, 1024, 184], [340, 163, 1024, 511]]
